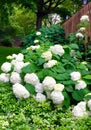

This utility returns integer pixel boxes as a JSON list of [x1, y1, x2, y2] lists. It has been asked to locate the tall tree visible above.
[[20, 0, 65, 30], [0, 0, 90, 30]]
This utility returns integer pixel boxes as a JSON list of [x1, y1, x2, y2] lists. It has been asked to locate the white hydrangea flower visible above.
[[41, 51, 52, 61], [80, 15, 89, 22], [24, 73, 39, 86], [6, 55, 13, 60], [11, 59, 17, 65], [0, 73, 10, 82], [51, 91, 64, 105], [13, 61, 25, 73], [27, 45, 40, 51], [43, 60, 57, 68], [13, 83, 30, 99], [12, 54, 17, 58], [72, 101, 87, 117], [31, 45, 40, 50], [54, 83, 64, 92], [77, 101, 87, 111], [16, 53, 24, 62], [10, 72, 21, 84], [88, 100, 91, 111], [1, 62, 12, 73], [2, 121, 9, 127], [49, 44, 65, 56], [34, 40, 39, 44], [35, 83, 43, 93], [75, 80, 87, 90], [79, 27, 86, 32], [76, 33, 84, 38], [81, 61, 87, 65], [35, 93, 46, 102], [70, 71, 81, 81], [36, 31, 41, 35], [42, 76, 56, 91]]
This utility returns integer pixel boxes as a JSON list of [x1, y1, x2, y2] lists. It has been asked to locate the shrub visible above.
[[0, 36, 13, 47], [22, 25, 66, 49], [0, 43, 91, 111]]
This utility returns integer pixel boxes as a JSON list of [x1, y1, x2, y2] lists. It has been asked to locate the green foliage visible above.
[[0, 36, 13, 47], [9, 6, 36, 36], [22, 25, 65, 48], [0, 82, 91, 129], [9, 43, 90, 108], [25, 83, 36, 95]]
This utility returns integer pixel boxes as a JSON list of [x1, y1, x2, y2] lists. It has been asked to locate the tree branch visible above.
[[43, 0, 65, 16], [53, 0, 65, 9], [44, 0, 52, 5]]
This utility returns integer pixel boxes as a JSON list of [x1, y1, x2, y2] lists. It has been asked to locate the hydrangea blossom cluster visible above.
[[36, 31, 41, 36], [72, 97, 91, 117], [1, 62, 11, 73], [0, 43, 90, 116], [49, 44, 65, 56], [13, 83, 30, 99], [80, 15, 89, 22], [42, 76, 64, 105], [76, 32, 84, 39], [24, 73, 40, 86], [41, 51, 52, 61], [70, 71, 87, 90], [76, 15, 89, 40], [72, 101, 88, 117], [79, 27, 86, 32], [0, 73, 10, 82], [41, 45, 65, 69], [34, 40, 39, 44], [43, 60, 57, 68], [27, 45, 40, 51]]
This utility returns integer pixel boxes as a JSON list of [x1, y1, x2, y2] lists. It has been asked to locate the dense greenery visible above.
[[22, 25, 65, 49], [0, 82, 91, 130]]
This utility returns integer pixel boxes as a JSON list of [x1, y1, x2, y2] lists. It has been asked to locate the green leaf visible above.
[[62, 80, 75, 85], [65, 85, 73, 92], [84, 79, 91, 85], [22, 63, 37, 73], [70, 44, 79, 50], [51, 63, 65, 74], [37, 57, 45, 66], [83, 75, 91, 80], [63, 45, 71, 55], [77, 63, 87, 70], [63, 91, 70, 108], [84, 94, 91, 101], [25, 83, 36, 95], [64, 62, 75, 71], [72, 90, 84, 101], [52, 54, 60, 60], [55, 73, 69, 81]]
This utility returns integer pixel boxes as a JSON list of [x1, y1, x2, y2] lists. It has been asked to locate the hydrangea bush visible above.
[[0, 14, 91, 118], [22, 25, 65, 49], [0, 41, 91, 118]]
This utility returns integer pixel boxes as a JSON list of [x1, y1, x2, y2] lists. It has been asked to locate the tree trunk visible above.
[[36, 13, 43, 30]]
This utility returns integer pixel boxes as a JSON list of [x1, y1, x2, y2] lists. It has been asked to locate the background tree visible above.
[[10, 6, 36, 36], [0, 0, 90, 32]]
